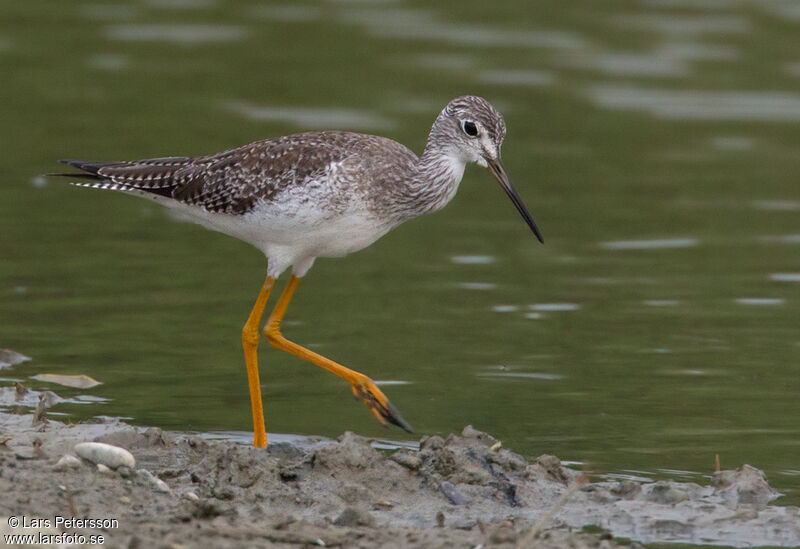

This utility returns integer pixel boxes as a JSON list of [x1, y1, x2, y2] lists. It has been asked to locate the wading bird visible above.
[[55, 95, 543, 447]]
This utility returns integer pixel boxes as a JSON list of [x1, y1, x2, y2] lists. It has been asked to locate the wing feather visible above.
[[58, 131, 414, 215]]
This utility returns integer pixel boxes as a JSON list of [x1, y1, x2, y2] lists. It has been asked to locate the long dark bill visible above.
[[488, 159, 544, 244]]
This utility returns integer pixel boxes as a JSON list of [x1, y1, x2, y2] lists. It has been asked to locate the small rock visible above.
[[117, 466, 132, 478], [119, 496, 131, 504], [440, 481, 471, 505], [611, 480, 641, 499], [390, 450, 421, 471], [490, 521, 517, 543], [212, 486, 234, 500], [53, 454, 81, 471], [184, 491, 199, 502], [488, 449, 527, 472], [97, 463, 115, 476], [420, 435, 445, 451], [652, 519, 692, 537], [373, 499, 394, 510], [74, 442, 135, 469], [272, 515, 296, 530], [336, 482, 368, 504], [192, 500, 225, 519], [333, 506, 373, 527], [266, 441, 304, 460], [136, 469, 170, 493], [0, 349, 31, 369], [713, 464, 779, 505], [278, 462, 309, 482], [152, 477, 170, 493], [581, 484, 614, 503], [141, 427, 167, 447], [313, 432, 379, 470], [432, 449, 457, 477], [460, 425, 498, 446], [536, 454, 569, 483], [645, 482, 689, 504]]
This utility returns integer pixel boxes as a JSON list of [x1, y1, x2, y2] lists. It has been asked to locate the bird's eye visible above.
[[461, 120, 478, 137]]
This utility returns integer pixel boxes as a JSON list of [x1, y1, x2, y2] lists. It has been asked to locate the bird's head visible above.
[[440, 95, 507, 167], [435, 95, 544, 243]]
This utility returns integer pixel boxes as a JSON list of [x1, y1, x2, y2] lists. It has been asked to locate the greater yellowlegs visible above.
[[55, 95, 543, 447]]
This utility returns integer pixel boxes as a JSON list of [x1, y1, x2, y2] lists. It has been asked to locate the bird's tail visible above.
[[46, 159, 120, 180]]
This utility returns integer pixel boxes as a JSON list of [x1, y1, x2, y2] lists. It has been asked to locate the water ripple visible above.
[[588, 85, 800, 121], [457, 282, 497, 291], [249, 4, 323, 22], [479, 69, 556, 86], [754, 200, 800, 211], [80, 4, 139, 21], [413, 53, 475, 71], [87, 53, 128, 71], [529, 303, 581, 311], [564, 51, 688, 77], [770, 273, 800, 282], [758, 234, 800, 244], [477, 372, 565, 381], [600, 237, 698, 250], [222, 100, 394, 131], [144, 0, 216, 8], [450, 255, 496, 265], [492, 305, 519, 313], [735, 298, 785, 306], [106, 24, 247, 43], [642, 0, 739, 8], [614, 13, 751, 34], [712, 136, 754, 150], [643, 299, 681, 306], [343, 8, 589, 50]]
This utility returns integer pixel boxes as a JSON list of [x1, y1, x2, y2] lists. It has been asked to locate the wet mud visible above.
[[1, 410, 798, 548]]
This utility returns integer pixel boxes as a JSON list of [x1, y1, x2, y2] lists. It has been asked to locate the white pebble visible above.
[[96, 463, 115, 476], [74, 442, 135, 469], [152, 478, 170, 493], [53, 454, 82, 471], [137, 469, 170, 493]]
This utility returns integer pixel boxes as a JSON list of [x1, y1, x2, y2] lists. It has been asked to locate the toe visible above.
[[383, 400, 413, 433]]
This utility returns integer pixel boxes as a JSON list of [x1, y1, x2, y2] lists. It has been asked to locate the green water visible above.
[[2, 0, 800, 508]]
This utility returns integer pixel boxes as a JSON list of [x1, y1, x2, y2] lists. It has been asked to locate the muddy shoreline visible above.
[[1, 408, 798, 548]]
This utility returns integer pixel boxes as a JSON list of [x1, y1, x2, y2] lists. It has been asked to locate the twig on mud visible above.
[[32, 394, 48, 426], [64, 485, 78, 517], [263, 532, 338, 546], [517, 474, 588, 547]]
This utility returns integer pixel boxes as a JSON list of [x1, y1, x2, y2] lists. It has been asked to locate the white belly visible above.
[[166, 197, 395, 277]]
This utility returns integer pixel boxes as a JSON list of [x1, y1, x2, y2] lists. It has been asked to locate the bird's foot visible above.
[[350, 377, 413, 433]]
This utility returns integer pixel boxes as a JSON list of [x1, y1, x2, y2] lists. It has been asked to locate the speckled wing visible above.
[[59, 132, 383, 216]]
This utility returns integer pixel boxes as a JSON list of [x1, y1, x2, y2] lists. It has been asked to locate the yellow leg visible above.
[[242, 275, 275, 447], [263, 275, 412, 432]]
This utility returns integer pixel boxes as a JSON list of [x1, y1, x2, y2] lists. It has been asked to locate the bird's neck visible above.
[[404, 137, 466, 217]]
